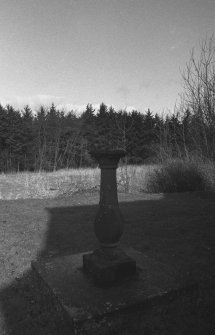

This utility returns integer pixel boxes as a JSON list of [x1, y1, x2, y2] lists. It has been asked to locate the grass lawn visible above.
[[0, 189, 215, 334]]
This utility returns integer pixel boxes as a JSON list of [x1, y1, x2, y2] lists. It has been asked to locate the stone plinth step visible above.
[[32, 248, 198, 335], [83, 248, 136, 285]]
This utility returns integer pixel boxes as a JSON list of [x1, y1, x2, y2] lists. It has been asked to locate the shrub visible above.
[[146, 159, 211, 193]]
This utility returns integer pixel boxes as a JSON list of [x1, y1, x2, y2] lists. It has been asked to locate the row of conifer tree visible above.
[[0, 102, 213, 172]]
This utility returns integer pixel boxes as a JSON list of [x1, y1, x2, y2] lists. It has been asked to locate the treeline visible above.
[[0, 102, 214, 172]]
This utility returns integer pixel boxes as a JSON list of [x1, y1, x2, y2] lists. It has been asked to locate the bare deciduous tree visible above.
[[179, 35, 215, 158], [180, 35, 215, 124]]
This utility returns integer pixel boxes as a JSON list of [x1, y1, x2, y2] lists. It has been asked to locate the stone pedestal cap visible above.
[[90, 150, 125, 168]]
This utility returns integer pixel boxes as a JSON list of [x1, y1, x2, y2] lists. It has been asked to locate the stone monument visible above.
[[83, 150, 136, 285], [31, 150, 198, 334]]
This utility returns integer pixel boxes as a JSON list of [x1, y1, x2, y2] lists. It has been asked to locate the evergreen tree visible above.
[[81, 104, 96, 149], [94, 102, 109, 150], [34, 106, 47, 170], [20, 105, 35, 170]]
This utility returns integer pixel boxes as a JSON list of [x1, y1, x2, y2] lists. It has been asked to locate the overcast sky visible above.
[[0, 0, 215, 114]]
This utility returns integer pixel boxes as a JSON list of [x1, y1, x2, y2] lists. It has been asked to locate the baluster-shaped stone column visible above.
[[83, 150, 136, 285]]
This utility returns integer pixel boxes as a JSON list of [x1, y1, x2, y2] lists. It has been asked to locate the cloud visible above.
[[123, 105, 137, 112], [0, 95, 102, 115], [0, 96, 138, 115], [0, 95, 64, 111], [57, 103, 138, 115], [56, 103, 101, 115]]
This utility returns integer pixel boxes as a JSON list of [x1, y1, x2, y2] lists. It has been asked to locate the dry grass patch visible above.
[[0, 168, 100, 200], [0, 165, 155, 200], [0, 162, 214, 200], [117, 164, 157, 192]]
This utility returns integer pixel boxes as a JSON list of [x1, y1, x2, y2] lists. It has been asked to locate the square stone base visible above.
[[83, 248, 136, 285], [32, 248, 198, 334]]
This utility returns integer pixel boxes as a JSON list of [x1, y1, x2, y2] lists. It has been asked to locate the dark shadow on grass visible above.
[[1, 192, 215, 334]]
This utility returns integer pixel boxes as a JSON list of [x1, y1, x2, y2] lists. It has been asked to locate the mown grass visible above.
[[0, 163, 215, 333], [0, 190, 215, 334]]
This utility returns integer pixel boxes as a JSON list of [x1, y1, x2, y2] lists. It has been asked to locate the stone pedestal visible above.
[[83, 247, 136, 285], [83, 150, 136, 285], [32, 248, 198, 335]]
